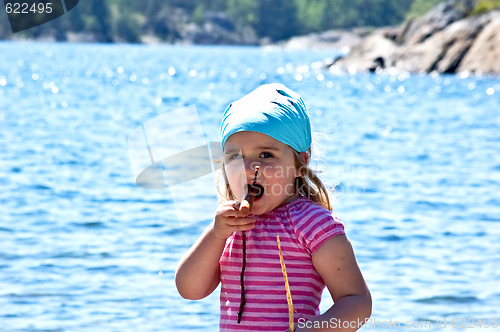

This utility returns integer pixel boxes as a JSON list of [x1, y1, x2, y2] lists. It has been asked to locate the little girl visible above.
[[175, 84, 371, 331]]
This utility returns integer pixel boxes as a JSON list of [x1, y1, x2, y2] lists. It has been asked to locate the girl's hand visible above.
[[211, 200, 256, 240]]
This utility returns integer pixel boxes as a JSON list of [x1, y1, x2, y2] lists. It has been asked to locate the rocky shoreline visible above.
[[3, 1, 498, 76], [327, 1, 500, 76], [265, 28, 371, 51], [3, 10, 260, 45]]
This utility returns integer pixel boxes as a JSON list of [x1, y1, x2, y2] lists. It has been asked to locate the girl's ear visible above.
[[296, 151, 310, 177], [299, 151, 309, 165]]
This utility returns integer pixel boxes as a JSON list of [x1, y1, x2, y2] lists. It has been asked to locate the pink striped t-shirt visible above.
[[219, 196, 345, 331]]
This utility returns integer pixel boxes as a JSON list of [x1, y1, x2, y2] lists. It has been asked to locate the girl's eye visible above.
[[260, 152, 274, 158]]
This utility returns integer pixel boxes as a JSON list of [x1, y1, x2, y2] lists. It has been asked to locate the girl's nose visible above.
[[244, 159, 260, 179]]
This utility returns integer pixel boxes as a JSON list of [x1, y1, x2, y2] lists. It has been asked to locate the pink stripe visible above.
[[222, 282, 323, 296], [302, 211, 328, 236], [224, 261, 313, 270], [222, 251, 310, 260]]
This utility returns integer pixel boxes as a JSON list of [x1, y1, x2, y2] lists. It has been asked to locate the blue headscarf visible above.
[[220, 83, 311, 153]]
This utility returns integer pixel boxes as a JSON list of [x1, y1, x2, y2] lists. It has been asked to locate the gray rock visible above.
[[329, 0, 500, 75], [394, 12, 494, 73], [396, 0, 470, 45], [270, 29, 369, 51], [330, 29, 399, 73], [458, 11, 500, 75]]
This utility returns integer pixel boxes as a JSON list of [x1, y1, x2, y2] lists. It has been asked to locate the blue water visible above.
[[1, 41, 499, 331]]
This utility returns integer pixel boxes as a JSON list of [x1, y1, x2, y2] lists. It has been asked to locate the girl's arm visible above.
[[292, 235, 372, 332], [175, 225, 226, 300], [175, 200, 255, 300]]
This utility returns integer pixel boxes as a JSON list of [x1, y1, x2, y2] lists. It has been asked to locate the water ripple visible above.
[[1, 41, 499, 331]]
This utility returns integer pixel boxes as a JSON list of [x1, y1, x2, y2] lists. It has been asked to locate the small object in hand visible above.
[[237, 165, 260, 323], [277, 235, 294, 331], [238, 200, 251, 215], [238, 166, 260, 214]]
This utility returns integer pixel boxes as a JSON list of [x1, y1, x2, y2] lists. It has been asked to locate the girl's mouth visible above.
[[245, 183, 264, 200]]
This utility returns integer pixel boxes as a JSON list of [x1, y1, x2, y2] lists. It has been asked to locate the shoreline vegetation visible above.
[[0, 0, 498, 75], [0, 0, 416, 44]]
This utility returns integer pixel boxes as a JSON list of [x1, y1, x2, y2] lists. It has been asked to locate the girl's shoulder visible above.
[[285, 197, 345, 254], [287, 196, 340, 221]]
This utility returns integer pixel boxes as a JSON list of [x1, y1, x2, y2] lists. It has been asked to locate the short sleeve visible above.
[[290, 201, 345, 254]]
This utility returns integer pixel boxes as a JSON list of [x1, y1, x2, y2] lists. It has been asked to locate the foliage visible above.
[[226, 0, 257, 29], [295, 0, 414, 31], [3, 0, 494, 43], [471, 0, 500, 14], [256, 0, 300, 40], [406, 0, 447, 18]]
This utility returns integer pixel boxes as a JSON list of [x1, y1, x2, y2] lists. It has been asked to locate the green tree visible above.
[[295, 0, 326, 33], [471, 0, 500, 14], [226, 0, 257, 29], [1, 0, 453, 43], [321, 0, 343, 30], [255, 0, 299, 40], [73, 0, 112, 42], [406, 0, 447, 18]]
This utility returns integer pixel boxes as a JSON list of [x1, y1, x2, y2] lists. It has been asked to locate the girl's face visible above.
[[224, 131, 300, 215]]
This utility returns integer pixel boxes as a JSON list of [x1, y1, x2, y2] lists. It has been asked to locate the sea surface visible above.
[[0, 41, 499, 331]]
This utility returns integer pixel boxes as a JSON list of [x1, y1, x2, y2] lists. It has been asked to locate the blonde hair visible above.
[[293, 150, 333, 211], [216, 148, 333, 211]]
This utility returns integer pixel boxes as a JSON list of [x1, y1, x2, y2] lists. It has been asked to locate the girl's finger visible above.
[[224, 217, 255, 226], [231, 222, 255, 232], [218, 207, 240, 218], [216, 203, 239, 216]]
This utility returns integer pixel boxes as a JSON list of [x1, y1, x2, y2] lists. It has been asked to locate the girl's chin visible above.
[[249, 199, 280, 216], [248, 194, 298, 215], [248, 202, 267, 216]]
